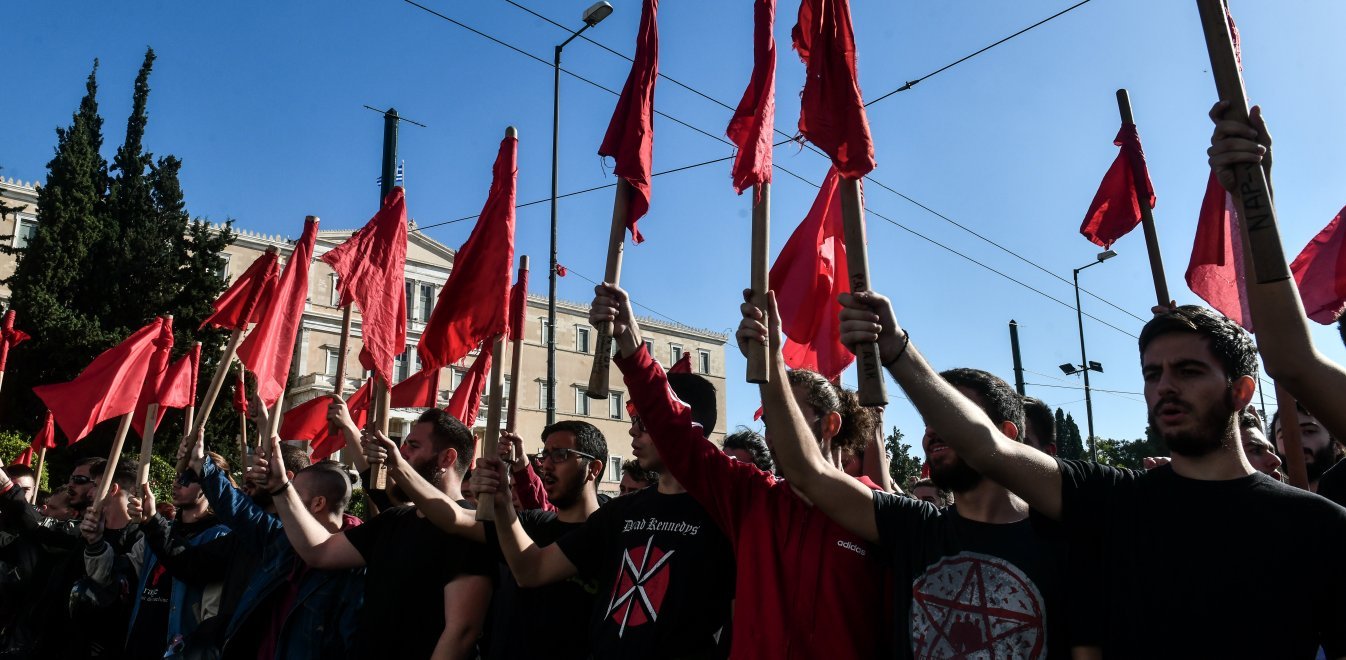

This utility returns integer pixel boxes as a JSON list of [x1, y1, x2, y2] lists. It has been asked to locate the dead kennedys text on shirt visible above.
[[910, 551, 1047, 658]]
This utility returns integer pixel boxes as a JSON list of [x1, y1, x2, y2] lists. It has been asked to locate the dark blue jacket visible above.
[[194, 460, 364, 660]]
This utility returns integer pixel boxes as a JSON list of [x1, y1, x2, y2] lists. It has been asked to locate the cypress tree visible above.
[[1055, 408, 1086, 460]]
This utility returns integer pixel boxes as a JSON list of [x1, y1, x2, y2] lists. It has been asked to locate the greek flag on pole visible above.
[[375, 161, 405, 186]]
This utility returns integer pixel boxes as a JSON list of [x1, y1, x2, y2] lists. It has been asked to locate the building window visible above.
[[643, 339, 654, 357], [325, 349, 339, 376], [214, 252, 231, 280], [405, 281, 416, 322], [609, 392, 623, 420], [670, 344, 683, 363], [539, 381, 550, 409], [576, 327, 591, 354], [607, 456, 622, 482], [13, 217, 37, 249], [395, 346, 417, 382], [575, 387, 590, 416], [451, 369, 465, 391], [540, 318, 552, 346], [329, 274, 341, 306], [418, 284, 434, 322], [502, 376, 511, 408], [698, 350, 711, 374]]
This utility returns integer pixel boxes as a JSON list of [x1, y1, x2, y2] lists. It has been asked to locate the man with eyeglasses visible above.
[[474, 336, 735, 659], [365, 419, 609, 660]]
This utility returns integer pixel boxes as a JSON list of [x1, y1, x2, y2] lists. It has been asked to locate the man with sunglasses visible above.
[[364, 419, 609, 660]]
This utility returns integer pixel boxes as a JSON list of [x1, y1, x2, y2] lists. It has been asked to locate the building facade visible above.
[[0, 178, 728, 494]]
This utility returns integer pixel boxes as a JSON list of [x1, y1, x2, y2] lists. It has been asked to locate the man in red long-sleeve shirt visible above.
[[589, 283, 891, 660]]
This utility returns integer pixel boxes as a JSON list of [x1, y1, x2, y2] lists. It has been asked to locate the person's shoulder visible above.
[[1057, 457, 1146, 485], [519, 508, 560, 527], [874, 490, 940, 521], [1256, 474, 1346, 518]]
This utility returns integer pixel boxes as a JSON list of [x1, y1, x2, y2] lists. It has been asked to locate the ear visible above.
[[309, 495, 327, 515], [587, 458, 604, 484], [821, 410, 843, 441], [284, 470, 296, 482], [440, 447, 459, 472], [1231, 375, 1256, 409], [999, 420, 1020, 442]]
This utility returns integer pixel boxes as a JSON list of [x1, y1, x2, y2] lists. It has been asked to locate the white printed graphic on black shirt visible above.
[[604, 535, 674, 637], [910, 551, 1047, 659]]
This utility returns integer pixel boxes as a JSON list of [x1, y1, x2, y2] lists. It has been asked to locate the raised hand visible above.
[[837, 291, 906, 366], [247, 432, 286, 492], [127, 483, 156, 523], [361, 429, 401, 470], [498, 431, 528, 474], [79, 507, 105, 545], [327, 396, 356, 430], [589, 283, 635, 339], [1208, 100, 1272, 193]]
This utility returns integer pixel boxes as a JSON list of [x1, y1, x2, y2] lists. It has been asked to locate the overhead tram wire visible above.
[[493, 0, 1147, 325], [404, 0, 1146, 341]]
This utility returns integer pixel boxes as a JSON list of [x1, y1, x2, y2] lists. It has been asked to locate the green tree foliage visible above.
[[3, 50, 235, 475], [884, 426, 923, 490], [1095, 425, 1168, 470], [0, 430, 50, 492], [1054, 408, 1086, 460]]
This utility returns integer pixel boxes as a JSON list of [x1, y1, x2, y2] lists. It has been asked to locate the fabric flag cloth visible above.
[[15, 411, 58, 467], [444, 343, 494, 427], [283, 380, 373, 462], [1290, 206, 1346, 324], [769, 167, 854, 380], [321, 189, 408, 387], [727, 0, 776, 194], [507, 266, 530, 342], [34, 318, 164, 443], [598, 0, 659, 244], [555, 264, 567, 277], [669, 351, 693, 374], [141, 349, 198, 434], [131, 318, 176, 438], [419, 138, 516, 370], [792, 0, 875, 179], [391, 368, 441, 409], [1079, 123, 1157, 249], [231, 371, 249, 415], [1186, 171, 1252, 331], [238, 217, 319, 406], [0, 310, 30, 372], [200, 250, 280, 331]]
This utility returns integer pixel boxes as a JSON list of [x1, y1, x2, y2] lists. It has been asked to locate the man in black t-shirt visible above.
[[476, 378, 734, 660], [363, 419, 610, 660], [253, 408, 494, 659], [830, 286, 1346, 657]]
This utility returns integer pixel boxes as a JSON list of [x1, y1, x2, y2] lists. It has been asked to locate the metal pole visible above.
[[381, 109, 399, 202], [1008, 320, 1025, 396], [548, 45, 561, 426], [1074, 268, 1097, 461]]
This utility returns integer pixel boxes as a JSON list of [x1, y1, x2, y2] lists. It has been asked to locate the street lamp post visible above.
[[549, 1, 613, 425], [1066, 249, 1116, 461]]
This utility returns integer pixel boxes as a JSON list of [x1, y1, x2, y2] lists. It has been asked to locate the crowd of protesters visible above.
[[0, 103, 1341, 660]]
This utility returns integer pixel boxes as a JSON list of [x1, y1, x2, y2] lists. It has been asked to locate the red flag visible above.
[[131, 318, 176, 438], [792, 0, 875, 179], [753, 406, 764, 421], [391, 368, 441, 409], [321, 190, 408, 386], [34, 318, 164, 443], [769, 167, 854, 380], [13, 412, 57, 467], [444, 343, 494, 427], [200, 250, 280, 330], [555, 264, 568, 278], [136, 342, 197, 436], [1291, 206, 1346, 324], [231, 371, 249, 415], [1186, 171, 1252, 331], [239, 217, 319, 406], [727, 0, 776, 194], [293, 380, 373, 462], [507, 267, 530, 342], [598, 0, 659, 244], [0, 310, 30, 372], [1080, 123, 1157, 249], [419, 139, 516, 369], [669, 351, 692, 374]]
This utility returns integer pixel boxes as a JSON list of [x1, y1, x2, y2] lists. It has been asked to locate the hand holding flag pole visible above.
[[477, 333, 508, 522], [747, 184, 771, 384], [837, 180, 888, 406], [1115, 89, 1171, 306], [588, 179, 633, 399]]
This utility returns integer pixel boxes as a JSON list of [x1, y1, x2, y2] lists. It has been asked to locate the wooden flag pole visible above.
[[1194, 0, 1289, 284], [837, 178, 889, 407], [31, 447, 46, 505], [182, 330, 245, 473], [1274, 384, 1310, 491], [506, 256, 529, 433], [367, 377, 393, 490], [239, 408, 249, 470], [477, 334, 508, 521], [588, 179, 633, 400], [92, 413, 134, 515], [746, 183, 771, 384], [1115, 89, 1171, 306], [136, 403, 160, 487]]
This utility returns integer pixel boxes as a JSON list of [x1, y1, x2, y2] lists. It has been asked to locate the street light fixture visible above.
[[548, 2, 613, 425], [1071, 249, 1117, 461]]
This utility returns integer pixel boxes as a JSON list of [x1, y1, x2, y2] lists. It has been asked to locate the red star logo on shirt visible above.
[[604, 536, 674, 636]]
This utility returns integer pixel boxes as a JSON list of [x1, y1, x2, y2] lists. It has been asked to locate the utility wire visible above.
[[491, 0, 1146, 324]]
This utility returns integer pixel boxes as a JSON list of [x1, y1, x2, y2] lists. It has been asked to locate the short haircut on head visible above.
[[1022, 397, 1055, 446], [97, 461, 138, 492], [74, 456, 107, 473], [1239, 406, 1264, 432], [1138, 305, 1259, 382], [542, 420, 609, 480], [939, 368, 1025, 436], [785, 369, 876, 456], [298, 461, 353, 515], [4, 465, 36, 483], [417, 408, 475, 475], [279, 444, 312, 474], [666, 373, 718, 438], [722, 427, 774, 473], [621, 459, 659, 485]]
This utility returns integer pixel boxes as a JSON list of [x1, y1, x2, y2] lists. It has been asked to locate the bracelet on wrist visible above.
[[883, 329, 911, 368], [269, 480, 291, 496]]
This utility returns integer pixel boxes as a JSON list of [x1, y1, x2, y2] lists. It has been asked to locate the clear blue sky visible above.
[[6, 1, 1346, 459]]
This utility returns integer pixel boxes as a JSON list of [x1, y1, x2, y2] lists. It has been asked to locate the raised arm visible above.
[[738, 291, 881, 541], [328, 397, 370, 472], [1208, 101, 1346, 442], [476, 455, 578, 588], [434, 574, 492, 660], [249, 431, 365, 570], [186, 428, 280, 547], [837, 290, 1063, 519], [362, 429, 484, 543]]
